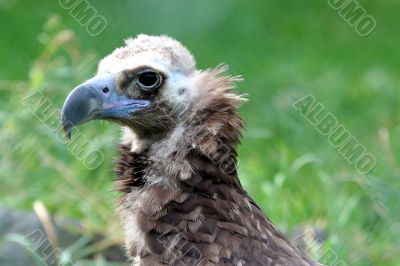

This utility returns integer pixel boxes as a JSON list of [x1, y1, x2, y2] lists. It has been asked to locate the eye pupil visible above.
[[138, 72, 160, 88]]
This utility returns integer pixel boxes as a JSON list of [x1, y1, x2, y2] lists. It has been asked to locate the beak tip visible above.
[[61, 115, 73, 140], [64, 129, 72, 140]]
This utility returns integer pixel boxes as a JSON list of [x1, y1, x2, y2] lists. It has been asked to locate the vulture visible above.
[[61, 35, 320, 266]]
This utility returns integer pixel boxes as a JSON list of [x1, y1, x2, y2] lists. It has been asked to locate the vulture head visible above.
[[61, 35, 318, 266], [62, 34, 205, 141]]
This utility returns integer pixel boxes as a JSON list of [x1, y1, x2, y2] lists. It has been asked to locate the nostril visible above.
[[102, 87, 109, 93]]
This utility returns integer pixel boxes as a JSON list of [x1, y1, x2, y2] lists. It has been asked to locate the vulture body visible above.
[[61, 35, 319, 266]]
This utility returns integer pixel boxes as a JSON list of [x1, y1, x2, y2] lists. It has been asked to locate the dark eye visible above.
[[138, 71, 162, 90]]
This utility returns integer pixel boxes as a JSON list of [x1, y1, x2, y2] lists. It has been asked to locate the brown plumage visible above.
[[61, 35, 320, 266]]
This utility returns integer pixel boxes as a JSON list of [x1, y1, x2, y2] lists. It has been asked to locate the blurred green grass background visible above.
[[1, 0, 399, 265]]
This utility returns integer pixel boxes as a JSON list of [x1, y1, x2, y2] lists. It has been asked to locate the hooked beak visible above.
[[61, 73, 150, 139]]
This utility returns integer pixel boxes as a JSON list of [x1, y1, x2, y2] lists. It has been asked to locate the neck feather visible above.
[[117, 65, 246, 185], [114, 66, 254, 262]]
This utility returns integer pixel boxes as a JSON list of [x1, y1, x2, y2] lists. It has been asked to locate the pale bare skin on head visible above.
[[96, 35, 201, 149]]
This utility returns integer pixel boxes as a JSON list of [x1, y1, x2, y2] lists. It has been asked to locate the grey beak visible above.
[[61, 73, 150, 139]]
